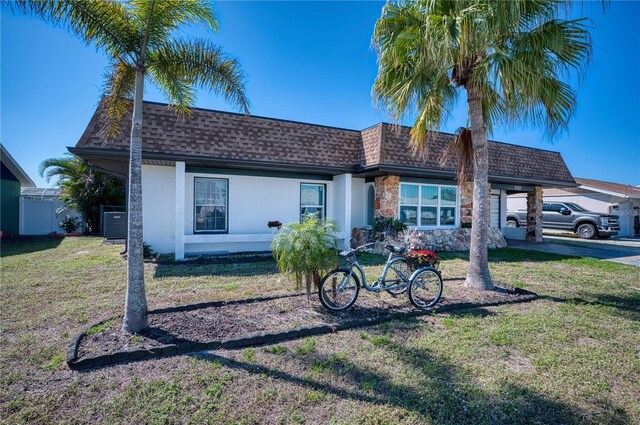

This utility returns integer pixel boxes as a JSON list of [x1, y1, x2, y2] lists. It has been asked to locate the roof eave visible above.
[[69, 147, 356, 176], [0, 144, 36, 187], [577, 184, 639, 199], [356, 164, 577, 187]]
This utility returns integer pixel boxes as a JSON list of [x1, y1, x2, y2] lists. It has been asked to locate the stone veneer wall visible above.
[[374, 175, 400, 218], [372, 177, 479, 227], [351, 227, 507, 254], [526, 186, 543, 242]]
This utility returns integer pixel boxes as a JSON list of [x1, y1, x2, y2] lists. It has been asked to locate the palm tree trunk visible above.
[[465, 84, 494, 290], [122, 67, 149, 333]]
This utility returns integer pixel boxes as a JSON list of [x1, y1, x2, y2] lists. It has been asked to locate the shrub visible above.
[[143, 242, 157, 260], [271, 215, 339, 298], [372, 216, 407, 234], [59, 215, 80, 233]]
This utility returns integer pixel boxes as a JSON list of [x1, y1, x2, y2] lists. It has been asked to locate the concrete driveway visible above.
[[506, 236, 640, 267]]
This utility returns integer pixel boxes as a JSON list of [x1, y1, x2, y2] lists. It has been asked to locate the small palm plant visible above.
[[272, 215, 339, 299]]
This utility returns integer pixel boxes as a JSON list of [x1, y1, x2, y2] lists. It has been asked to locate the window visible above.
[[399, 183, 458, 227], [548, 203, 564, 212], [300, 183, 325, 219], [194, 178, 228, 232]]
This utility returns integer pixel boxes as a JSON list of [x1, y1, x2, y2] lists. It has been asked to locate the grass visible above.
[[1, 237, 639, 424], [85, 319, 115, 336]]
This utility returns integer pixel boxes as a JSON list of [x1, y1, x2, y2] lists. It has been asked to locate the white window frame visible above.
[[300, 183, 326, 220], [193, 177, 229, 233], [398, 183, 460, 229]]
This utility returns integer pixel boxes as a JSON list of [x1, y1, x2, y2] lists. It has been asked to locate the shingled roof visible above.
[[575, 178, 640, 198], [73, 101, 575, 186]]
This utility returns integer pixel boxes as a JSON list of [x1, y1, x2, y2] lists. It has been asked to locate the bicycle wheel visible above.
[[408, 268, 443, 309], [381, 257, 411, 296], [318, 268, 360, 311]]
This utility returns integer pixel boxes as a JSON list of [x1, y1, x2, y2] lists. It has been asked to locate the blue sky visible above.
[[2, 1, 639, 187]]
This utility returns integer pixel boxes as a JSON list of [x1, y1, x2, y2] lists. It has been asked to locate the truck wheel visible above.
[[577, 223, 597, 239], [506, 219, 518, 228]]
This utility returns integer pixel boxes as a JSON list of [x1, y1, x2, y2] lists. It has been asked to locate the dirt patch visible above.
[[78, 279, 529, 358], [504, 348, 535, 373]]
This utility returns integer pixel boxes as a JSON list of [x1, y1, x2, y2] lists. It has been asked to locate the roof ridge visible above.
[[142, 100, 362, 134]]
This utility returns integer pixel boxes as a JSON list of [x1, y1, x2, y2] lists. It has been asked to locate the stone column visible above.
[[459, 181, 473, 227], [374, 175, 400, 219], [526, 186, 543, 242]]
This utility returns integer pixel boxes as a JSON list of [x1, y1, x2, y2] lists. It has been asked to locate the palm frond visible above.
[[99, 60, 137, 140], [129, 0, 218, 54], [12, 0, 138, 62], [439, 127, 474, 191], [374, 0, 593, 141], [148, 39, 250, 114]]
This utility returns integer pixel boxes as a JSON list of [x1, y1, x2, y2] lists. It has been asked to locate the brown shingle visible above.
[[76, 101, 574, 185], [575, 178, 640, 198]]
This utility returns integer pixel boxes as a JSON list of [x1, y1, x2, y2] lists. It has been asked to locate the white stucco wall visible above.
[[181, 171, 334, 254], [142, 164, 176, 254], [332, 174, 352, 243]]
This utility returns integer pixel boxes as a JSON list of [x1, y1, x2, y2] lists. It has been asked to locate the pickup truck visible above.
[[506, 202, 620, 239]]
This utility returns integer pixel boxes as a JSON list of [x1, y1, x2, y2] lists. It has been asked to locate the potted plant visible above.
[[267, 220, 282, 231], [405, 249, 440, 270]]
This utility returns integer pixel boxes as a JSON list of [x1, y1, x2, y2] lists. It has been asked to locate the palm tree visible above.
[[373, 0, 591, 290], [272, 216, 339, 299], [16, 0, 249, 332], [39, 154, 125, 233]]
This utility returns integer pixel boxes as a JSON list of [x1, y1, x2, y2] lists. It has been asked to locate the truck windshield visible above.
[[563, 203, 587, 212]]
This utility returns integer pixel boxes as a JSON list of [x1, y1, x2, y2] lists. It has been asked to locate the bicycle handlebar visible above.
[[353, 243, 375, 251]]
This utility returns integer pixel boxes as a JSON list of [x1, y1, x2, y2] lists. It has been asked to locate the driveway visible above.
[[506, 236, 640, 267]]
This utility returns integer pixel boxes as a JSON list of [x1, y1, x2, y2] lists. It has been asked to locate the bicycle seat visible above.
[[385, 244, 407, 254]]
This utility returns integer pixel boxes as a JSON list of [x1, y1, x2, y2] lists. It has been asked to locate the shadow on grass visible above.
[[191, 334, 626, 424], [154, 260, 280, 279], [0, 236, 63, 257], [541, 292, 640, 322]]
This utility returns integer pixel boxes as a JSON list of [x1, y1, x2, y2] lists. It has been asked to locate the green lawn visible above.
[[1, 237, 639, 424]]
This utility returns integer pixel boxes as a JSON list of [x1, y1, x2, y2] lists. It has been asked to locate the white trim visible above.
[[578, 184, 638, 200], [398, 182, 460, 230], [184, 233, 275, 243], [174, 162, 186, 260], [1, 144, 36, 187]]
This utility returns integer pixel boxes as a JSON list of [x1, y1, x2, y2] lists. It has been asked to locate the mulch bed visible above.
[[78, 279, 532, 359]]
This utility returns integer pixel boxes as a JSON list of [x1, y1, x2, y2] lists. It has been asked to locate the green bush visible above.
[[271, 214, 338, 297], [143, 242, 157, 260], [372, 216, 407, 234], [59, 215, 80, 233]]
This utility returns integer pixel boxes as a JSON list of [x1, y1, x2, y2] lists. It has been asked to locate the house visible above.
[[70, 101, 575, 259], [508, 178, 640, 237], [1, 144, 36, 239]]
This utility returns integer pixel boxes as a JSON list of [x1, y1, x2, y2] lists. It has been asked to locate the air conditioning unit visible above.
[[103, 211, 127, 239]]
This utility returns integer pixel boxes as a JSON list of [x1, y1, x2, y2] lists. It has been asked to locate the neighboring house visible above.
[[1, 144, 36, 239], [19, 187, 83, 235], [70, 101, 575, 259], [509, 178, 640, 237]]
